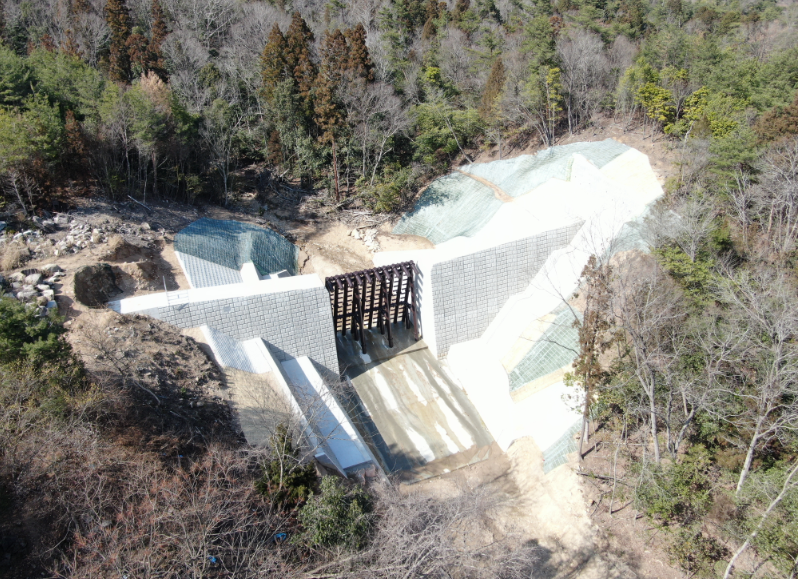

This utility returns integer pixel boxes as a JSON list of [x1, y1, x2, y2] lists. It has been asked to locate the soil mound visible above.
[[73, 263, 123, 306]]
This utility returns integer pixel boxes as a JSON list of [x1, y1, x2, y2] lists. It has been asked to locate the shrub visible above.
[[0, 297, 74, 367], [297, 476, 373, 550], [635, 445, 714, 525], [668, 526, 728, 579], [255, 423, 317, 507]]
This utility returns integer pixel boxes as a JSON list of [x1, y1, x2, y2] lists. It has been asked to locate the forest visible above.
[[2, 0, 798, 576]]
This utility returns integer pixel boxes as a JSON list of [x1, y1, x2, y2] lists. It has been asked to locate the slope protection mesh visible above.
[[394, 139, 629, 245], [393, 172, 502, 245], [508, 306, 582, 392], [462, 139, 629, 198], [542, 420, 581, 473], [175, 219, 299, 277]]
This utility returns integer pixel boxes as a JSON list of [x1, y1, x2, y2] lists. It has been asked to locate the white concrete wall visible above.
[[446, 150, 664, 452]]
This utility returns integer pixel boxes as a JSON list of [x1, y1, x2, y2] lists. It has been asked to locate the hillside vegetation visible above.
[[2, 0, 798, 577], [0, 0, 794, 214]]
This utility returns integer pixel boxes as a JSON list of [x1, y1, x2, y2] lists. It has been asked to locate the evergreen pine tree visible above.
[[421, 17, 436, 42], [61, 29, 83, 58], [480, 56, 505, 117], [126, 30, 149, 74], [315, 29, 347, 200], [452, 0, 470, 21], [315, 29, 346, 136], [285, 12, 316, 118], [0, 4, 6, 46], [261, 23, 288, 104], [148, 0, 168, 79], [105, 0, 131, 82], [71, 0, 90, 14], [344, 24, 374, 83]]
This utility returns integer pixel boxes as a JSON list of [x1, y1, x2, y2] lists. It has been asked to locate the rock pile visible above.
[[1, 264, 64, 314], [0, 213, 159, 263], [351, 227, 381, 253]]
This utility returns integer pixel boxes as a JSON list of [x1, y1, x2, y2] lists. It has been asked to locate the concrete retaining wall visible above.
[[110, 276, 339, 377], [429, 224, 582, 357], [156, 288, 338, 376]]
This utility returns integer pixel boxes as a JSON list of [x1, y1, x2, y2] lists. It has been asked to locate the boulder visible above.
[[40, 263, 63, 275], [73, 263, 123, 306], [8, 272, 25, 283], [24, 272, 42, 286], [16, 290, 38, 302], [31, 216, 53, 232]]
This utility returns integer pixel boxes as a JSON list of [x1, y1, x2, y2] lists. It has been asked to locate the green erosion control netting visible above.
[[394, 139, 629, 245], [463, 139, 629, 197], [175, 218, 299, 276], [393, 172, 503, 245], [508, 306, 582, 392], [543, 420, 581, 473]]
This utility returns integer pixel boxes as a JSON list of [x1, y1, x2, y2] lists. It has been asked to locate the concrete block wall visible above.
[[149, 287, 339, 376], [430, 223, 581, 357]]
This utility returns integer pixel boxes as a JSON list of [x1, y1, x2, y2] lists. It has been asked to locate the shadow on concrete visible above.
[[336, 324, 496, 483]]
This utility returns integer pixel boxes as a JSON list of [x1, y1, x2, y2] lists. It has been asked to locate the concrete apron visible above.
[[337, 325, 495, 483]]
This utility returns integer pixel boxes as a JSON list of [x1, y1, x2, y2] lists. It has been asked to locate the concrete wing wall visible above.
[[115, 283, 340, 378], [429, 223, 582, 357], [155, 287, 338, 377]]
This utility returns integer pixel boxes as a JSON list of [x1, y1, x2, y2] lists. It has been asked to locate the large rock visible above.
[[24, 272, 42, 286], [16, 290, 38, 302], [40, 263, 63, 275], [73, 263, 123, 306]]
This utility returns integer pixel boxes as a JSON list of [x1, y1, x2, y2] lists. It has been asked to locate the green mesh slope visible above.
[[508, 307, 582, 392], [175, 219, 299, 277], [463, 139, 629, 198], [394, 140, 629, 245], [393, 172, 502, 245], [542, 420, 581, 473]]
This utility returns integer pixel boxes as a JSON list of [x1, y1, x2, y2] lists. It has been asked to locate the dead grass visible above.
[[0, 241, 29, 272]]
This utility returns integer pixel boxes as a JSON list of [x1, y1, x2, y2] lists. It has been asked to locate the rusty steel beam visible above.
[[324, 260, 418, 354]]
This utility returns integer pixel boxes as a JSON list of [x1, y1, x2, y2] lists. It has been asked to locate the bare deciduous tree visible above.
[[715, 266, 798, 495], [610, 254, 687, 463], [556, 29, 612, 134]]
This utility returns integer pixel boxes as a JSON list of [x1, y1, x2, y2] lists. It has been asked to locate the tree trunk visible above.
[[724, 460, 798, 579], [152, 150, 158, 199], [649, 391, 660, 463], [737, 418, 764, 496], [9, 172, 28, 217], [332, 137, 340, 202]]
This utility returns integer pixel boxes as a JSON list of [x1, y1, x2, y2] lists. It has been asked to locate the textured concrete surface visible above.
[[337, 325, 494, 482], [144, 286, 339, 377], [177, 251, 243, 289], [430, 224, 581, 357]]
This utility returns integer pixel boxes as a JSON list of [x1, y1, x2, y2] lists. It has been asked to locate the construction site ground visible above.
[[0, 122, 683, 579]]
